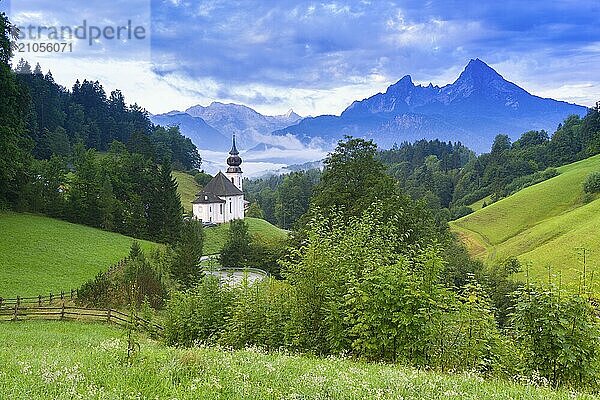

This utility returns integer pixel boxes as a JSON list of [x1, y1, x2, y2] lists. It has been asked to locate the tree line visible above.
[[245, 105, 600, 229], [0, 13, 202, 244]]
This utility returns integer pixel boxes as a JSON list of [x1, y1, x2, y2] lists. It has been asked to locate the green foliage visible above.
[[246, 236, 288, 277], [167, 203, 508, 376], [78, 241, 167, 309], [164, 276, 233, 346], [0, 18, 32, 209], [275, 171, 314, 229], [512, 285, 600, 388], [245, 202, 264, 218], [502, 168, 559, 197], [243, 169, 320, 228], [21, 142, 184, 243], [311, 137, 397, 219], [221, 278, 293, 350], [220, 219, 252, 268], [583, 171, 600, 194], [170, 219, 204, 289], [428, 278, 516, 376], [194, 171, 213, 187]]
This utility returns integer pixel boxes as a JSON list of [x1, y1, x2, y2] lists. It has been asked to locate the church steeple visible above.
[[226, 135, 242, 172], [226, 135, 243, 190], [229, 134, 239, 155]]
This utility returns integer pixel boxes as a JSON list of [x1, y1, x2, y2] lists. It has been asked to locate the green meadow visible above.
[[173, 170, 200, 214], [203, 217, 288, 255], [451, 154, 600, 289], [0, 212, 157, 298], [0, 320, 594, 400]]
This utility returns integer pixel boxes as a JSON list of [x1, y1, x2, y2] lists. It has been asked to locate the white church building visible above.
[[192, 136, 246, 223]]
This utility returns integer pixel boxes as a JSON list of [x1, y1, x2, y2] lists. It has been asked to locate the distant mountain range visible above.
[[151, 102, 302, 152], [273, 59, 587, 153], [150, 59, 588, 170]]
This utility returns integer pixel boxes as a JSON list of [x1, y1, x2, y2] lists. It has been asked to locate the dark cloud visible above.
[[147, 0, 600, 98]]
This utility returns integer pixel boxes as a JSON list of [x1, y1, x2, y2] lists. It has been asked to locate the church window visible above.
[[219, 204, 223, 214], [229, 202, 232, 213]]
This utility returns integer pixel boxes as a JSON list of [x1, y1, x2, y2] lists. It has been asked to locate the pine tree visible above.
[[147, 162, 182, 244], [170, 219, 204, 289]]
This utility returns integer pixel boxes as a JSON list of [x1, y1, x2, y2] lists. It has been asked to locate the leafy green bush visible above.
[[512, 285, 600, 388], [164, 276, 233, 346], [77, 242, 167, 309], [428, 279, 518, 376], [583, 171, 600, 194], [221, 278, 293, 350], [220, 219, 251, 268]]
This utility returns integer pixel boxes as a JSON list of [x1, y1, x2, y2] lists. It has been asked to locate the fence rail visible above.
[[0, 301, 164, 336], [0, 289, 78, 308]]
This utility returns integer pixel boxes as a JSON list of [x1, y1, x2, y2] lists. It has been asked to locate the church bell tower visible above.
[[225, 135, 243, 190]]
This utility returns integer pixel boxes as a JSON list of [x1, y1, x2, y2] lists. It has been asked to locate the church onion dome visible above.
[[226, 135, 242, 172]]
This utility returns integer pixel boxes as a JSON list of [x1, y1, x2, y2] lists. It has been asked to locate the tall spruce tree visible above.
[[148, 161, 183, 244], [0, 12, 32, 208], [171, 219, 204, 289]]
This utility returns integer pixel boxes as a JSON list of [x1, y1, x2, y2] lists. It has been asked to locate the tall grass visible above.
[[0, 321, 595, 399]]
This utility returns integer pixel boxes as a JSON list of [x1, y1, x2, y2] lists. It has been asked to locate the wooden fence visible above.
[[0, 289, 78, 308], [0, 292, 164, 336]]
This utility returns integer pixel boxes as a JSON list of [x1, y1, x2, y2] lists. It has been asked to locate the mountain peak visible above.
[[386, 74, 414, 94], [455, 59, 502, 84]]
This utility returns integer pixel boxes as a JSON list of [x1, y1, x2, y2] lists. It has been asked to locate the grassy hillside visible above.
[[204, 217, 288, 255], [173, 171, 200, 213], [451, 154, 600, 289], [0, 212, 156, 298], [0, 321, 592, 399]]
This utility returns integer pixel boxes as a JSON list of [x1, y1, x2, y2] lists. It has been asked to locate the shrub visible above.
[[164, 276, 234, 346], [511, 285, 600, 388], [583, 171, 600, 194], [221, 278, 293, 350], [220, 219, 251, 268], [428, 278, 517, 376], [247, 236, 288, 278], [77, 242, 167, 309]]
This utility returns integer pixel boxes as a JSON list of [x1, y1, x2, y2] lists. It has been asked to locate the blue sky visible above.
[[5, 0, 600, 116]]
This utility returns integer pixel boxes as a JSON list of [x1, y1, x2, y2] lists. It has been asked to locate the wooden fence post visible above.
[[16, 296, 20, 308], [60, 303, 65, 320], [60, 291, 64, 301], [38, 295, 42, 307], [49, 293, 53, 303], [70, 289, 74, 300], [13, 302, 18, 321], [0, 297, 3, 308]]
